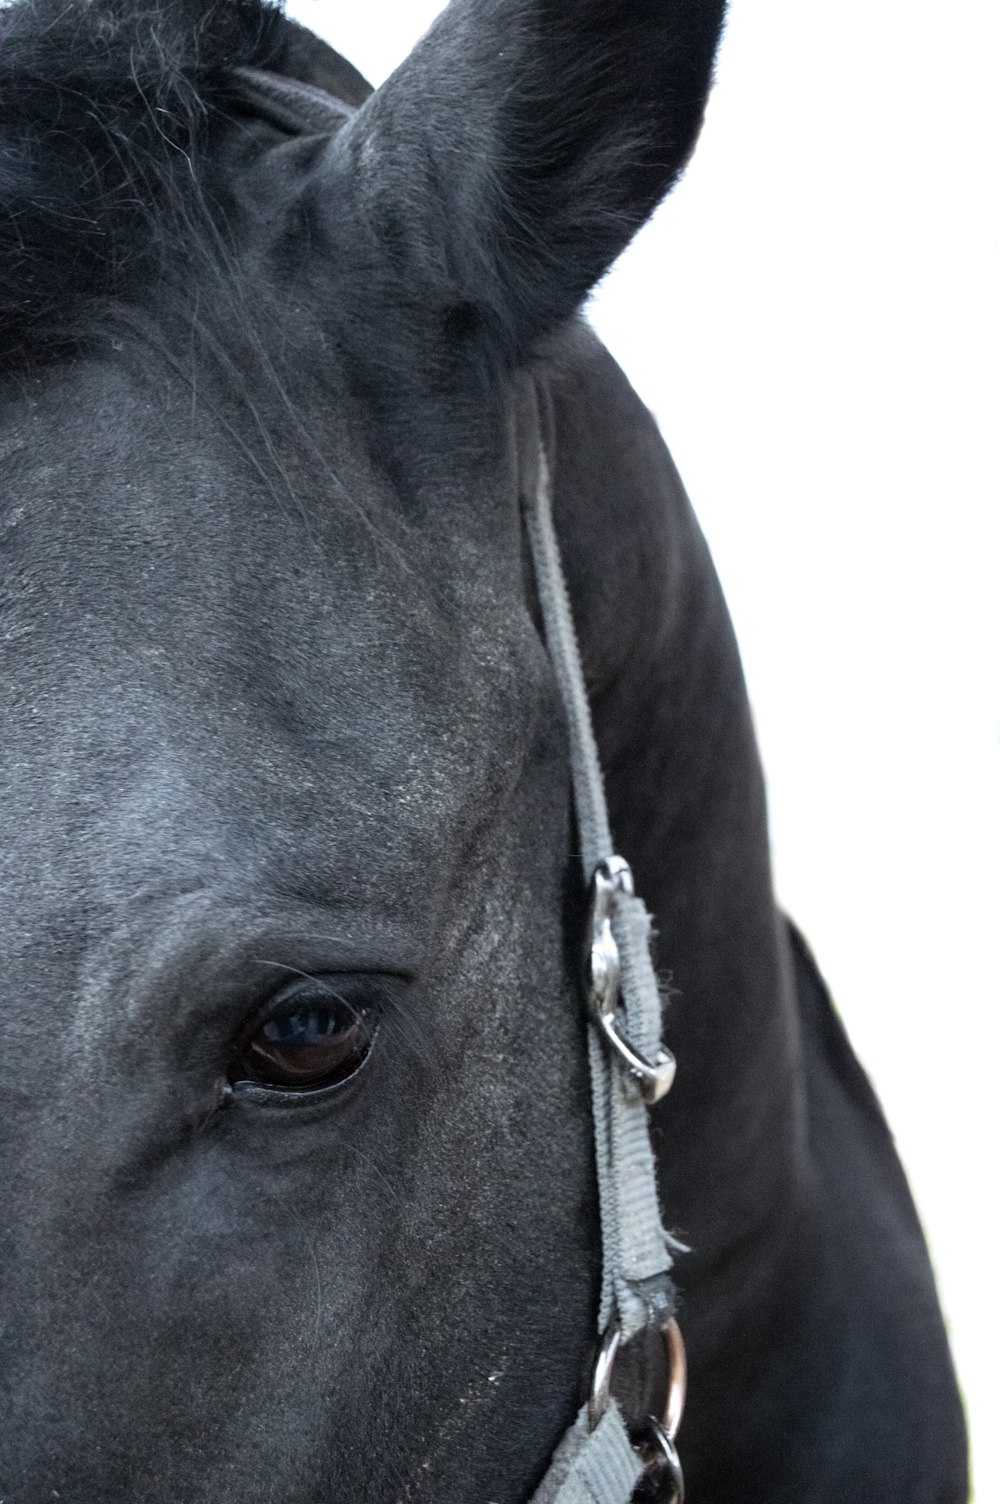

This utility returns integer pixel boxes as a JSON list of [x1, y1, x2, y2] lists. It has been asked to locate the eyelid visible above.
[[228, 1067, 374, 1110]]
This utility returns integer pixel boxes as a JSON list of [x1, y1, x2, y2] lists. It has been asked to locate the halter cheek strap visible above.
[[520, 386, 686, 1504]]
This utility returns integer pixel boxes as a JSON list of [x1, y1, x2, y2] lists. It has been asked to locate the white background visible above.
[[290, 2, 999, 1494]]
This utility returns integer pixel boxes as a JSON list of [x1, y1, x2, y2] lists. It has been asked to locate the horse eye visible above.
[[231, 981, 379, 1092]]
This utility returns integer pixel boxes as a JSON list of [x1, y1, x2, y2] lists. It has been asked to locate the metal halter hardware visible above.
[[589, 1319, 687, 1504], [589, 1318, 686, 1439], [586, 858, 677, 1105]]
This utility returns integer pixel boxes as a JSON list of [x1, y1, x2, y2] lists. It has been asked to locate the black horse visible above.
[[0, 1, 967, 1499]]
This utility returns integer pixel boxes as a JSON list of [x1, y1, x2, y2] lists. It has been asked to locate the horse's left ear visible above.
[[320, 0, 727, 368]]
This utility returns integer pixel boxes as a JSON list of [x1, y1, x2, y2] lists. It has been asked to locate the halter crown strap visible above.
[[229, 66, 357, 133], [520, 386, 684, 1504]]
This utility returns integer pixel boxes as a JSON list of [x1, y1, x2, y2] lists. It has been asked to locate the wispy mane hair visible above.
[[0, 0, 283, 362]]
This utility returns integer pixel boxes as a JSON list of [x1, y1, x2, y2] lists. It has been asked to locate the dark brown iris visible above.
[[234, 992, 377, 1092]]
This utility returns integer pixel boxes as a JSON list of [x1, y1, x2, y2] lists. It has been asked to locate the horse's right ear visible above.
[[322, 0, 726, 369]]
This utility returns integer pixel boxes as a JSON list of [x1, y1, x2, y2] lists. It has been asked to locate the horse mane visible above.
[[0, 0, 286, 363]]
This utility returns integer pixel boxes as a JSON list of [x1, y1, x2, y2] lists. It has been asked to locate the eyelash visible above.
[[227, 975, 393, 1099]]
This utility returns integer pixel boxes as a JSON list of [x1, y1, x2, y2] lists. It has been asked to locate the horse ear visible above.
[[325, 0, 727, 368]]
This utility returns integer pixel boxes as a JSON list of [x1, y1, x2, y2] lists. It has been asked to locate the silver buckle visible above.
[[587, 857, 676, 1104]]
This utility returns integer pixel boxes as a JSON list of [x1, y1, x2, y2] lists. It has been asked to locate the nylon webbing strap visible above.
[[520, 386, 677, 1504], [530, 1406, 644, 1504], [230, 66, 357, 133]]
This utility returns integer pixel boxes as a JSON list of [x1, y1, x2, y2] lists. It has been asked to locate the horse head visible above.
[[0, 2, 969, 1500], [0, 1, 725, 1497]]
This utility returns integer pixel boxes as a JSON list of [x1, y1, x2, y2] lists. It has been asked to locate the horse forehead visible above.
[[2, 509, 529, 845], [1, 351, 525, 708], [1, 366, 547, 947]]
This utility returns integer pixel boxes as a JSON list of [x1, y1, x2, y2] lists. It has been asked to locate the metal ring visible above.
[[662, 1318, 686, 1440], [588, 1321, 622, 1431], [634, 1416, 685, 1503], [587, 1317, 687, 1438]]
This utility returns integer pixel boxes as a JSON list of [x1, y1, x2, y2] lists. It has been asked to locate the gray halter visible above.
[[520, 387, 684, 1504], [232, 67, 688, 1504]]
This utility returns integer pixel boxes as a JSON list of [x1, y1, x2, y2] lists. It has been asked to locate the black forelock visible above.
[[0, 0, 291, 364]]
